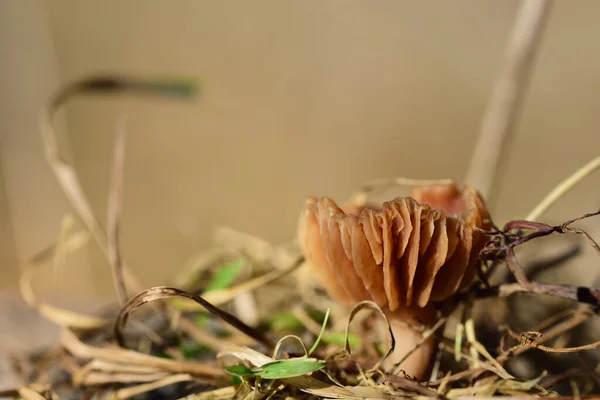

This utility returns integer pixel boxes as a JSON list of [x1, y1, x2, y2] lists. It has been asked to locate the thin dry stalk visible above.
[[176, 316, 241, 352], [465, 0, 554, 203], [74, 358, 170, 386], [171, 256, 303, 311], [60, 328, 225, 380], [392, 318, 447, 374], [114, 373, 193, 399], [526, 155, 600, 221], [181, 386, 237, 400], [107, 114, 129, 304], [20, 261, 107, 330]]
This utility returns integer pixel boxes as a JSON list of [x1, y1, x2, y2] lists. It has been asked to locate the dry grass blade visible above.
[[213, 226, 273, 265], [74, 359, 172, 386], [393, 317, 446, 375], [29, 230, 90, 266], [466, 330, 513, 380], [272, 335, 308, 359], [167, 248, 228, 290], [114, 373, 193, 399], [20, 266, 107, 330], [176, 316, 241, 352], [60, 328, 225, 379], [79, 371, 170, 385], [107, 114, 129, 304], [171, 256, 303, 311], [384, 375, 441, 398], [302, 384, 397, 399], [217, 344, 274, 367], [18, 212, 107, 329], [202, 257, 301, 306], [527, 155, 600, 221], [17, 386, 52, 400], [465, 0, 554, 203], [213, 226, 301, 270], [180, 386, 236, 400], [51, 214, 73, 287], [114, 286, 275, 350], [180, 386, 237, 400]]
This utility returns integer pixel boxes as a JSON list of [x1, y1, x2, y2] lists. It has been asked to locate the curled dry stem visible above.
[[336, 301, 395, 373], [114, 286, 275, 351], [272, 335, 309, 360]]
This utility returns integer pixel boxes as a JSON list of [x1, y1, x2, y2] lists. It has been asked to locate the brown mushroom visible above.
[[297, 182, 490, 379]]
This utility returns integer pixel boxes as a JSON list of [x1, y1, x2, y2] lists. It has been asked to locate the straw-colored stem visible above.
[[526, 155, 600, 221]]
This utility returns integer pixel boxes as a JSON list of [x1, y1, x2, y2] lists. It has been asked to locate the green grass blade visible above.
[[308, 308, 330, 356], [205, 258, 245, 292]]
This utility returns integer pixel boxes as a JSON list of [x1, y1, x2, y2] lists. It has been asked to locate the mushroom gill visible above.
[[297, 182, 491, 379]]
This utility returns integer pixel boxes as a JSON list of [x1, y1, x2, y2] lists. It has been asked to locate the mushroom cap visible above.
[[297, 183, 490, 311]]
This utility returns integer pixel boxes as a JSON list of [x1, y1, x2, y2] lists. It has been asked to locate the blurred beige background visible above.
[[2, 0, 600, 304]]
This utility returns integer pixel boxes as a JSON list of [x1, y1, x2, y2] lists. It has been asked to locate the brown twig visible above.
[[497, 305, 594, 363], [470, 210, 600, 307]]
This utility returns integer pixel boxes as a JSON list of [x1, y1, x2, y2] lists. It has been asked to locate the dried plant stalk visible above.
[[465, 0, 554, 203]]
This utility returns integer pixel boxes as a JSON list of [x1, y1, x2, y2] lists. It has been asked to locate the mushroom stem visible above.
[[383, 304, 438, 380]]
